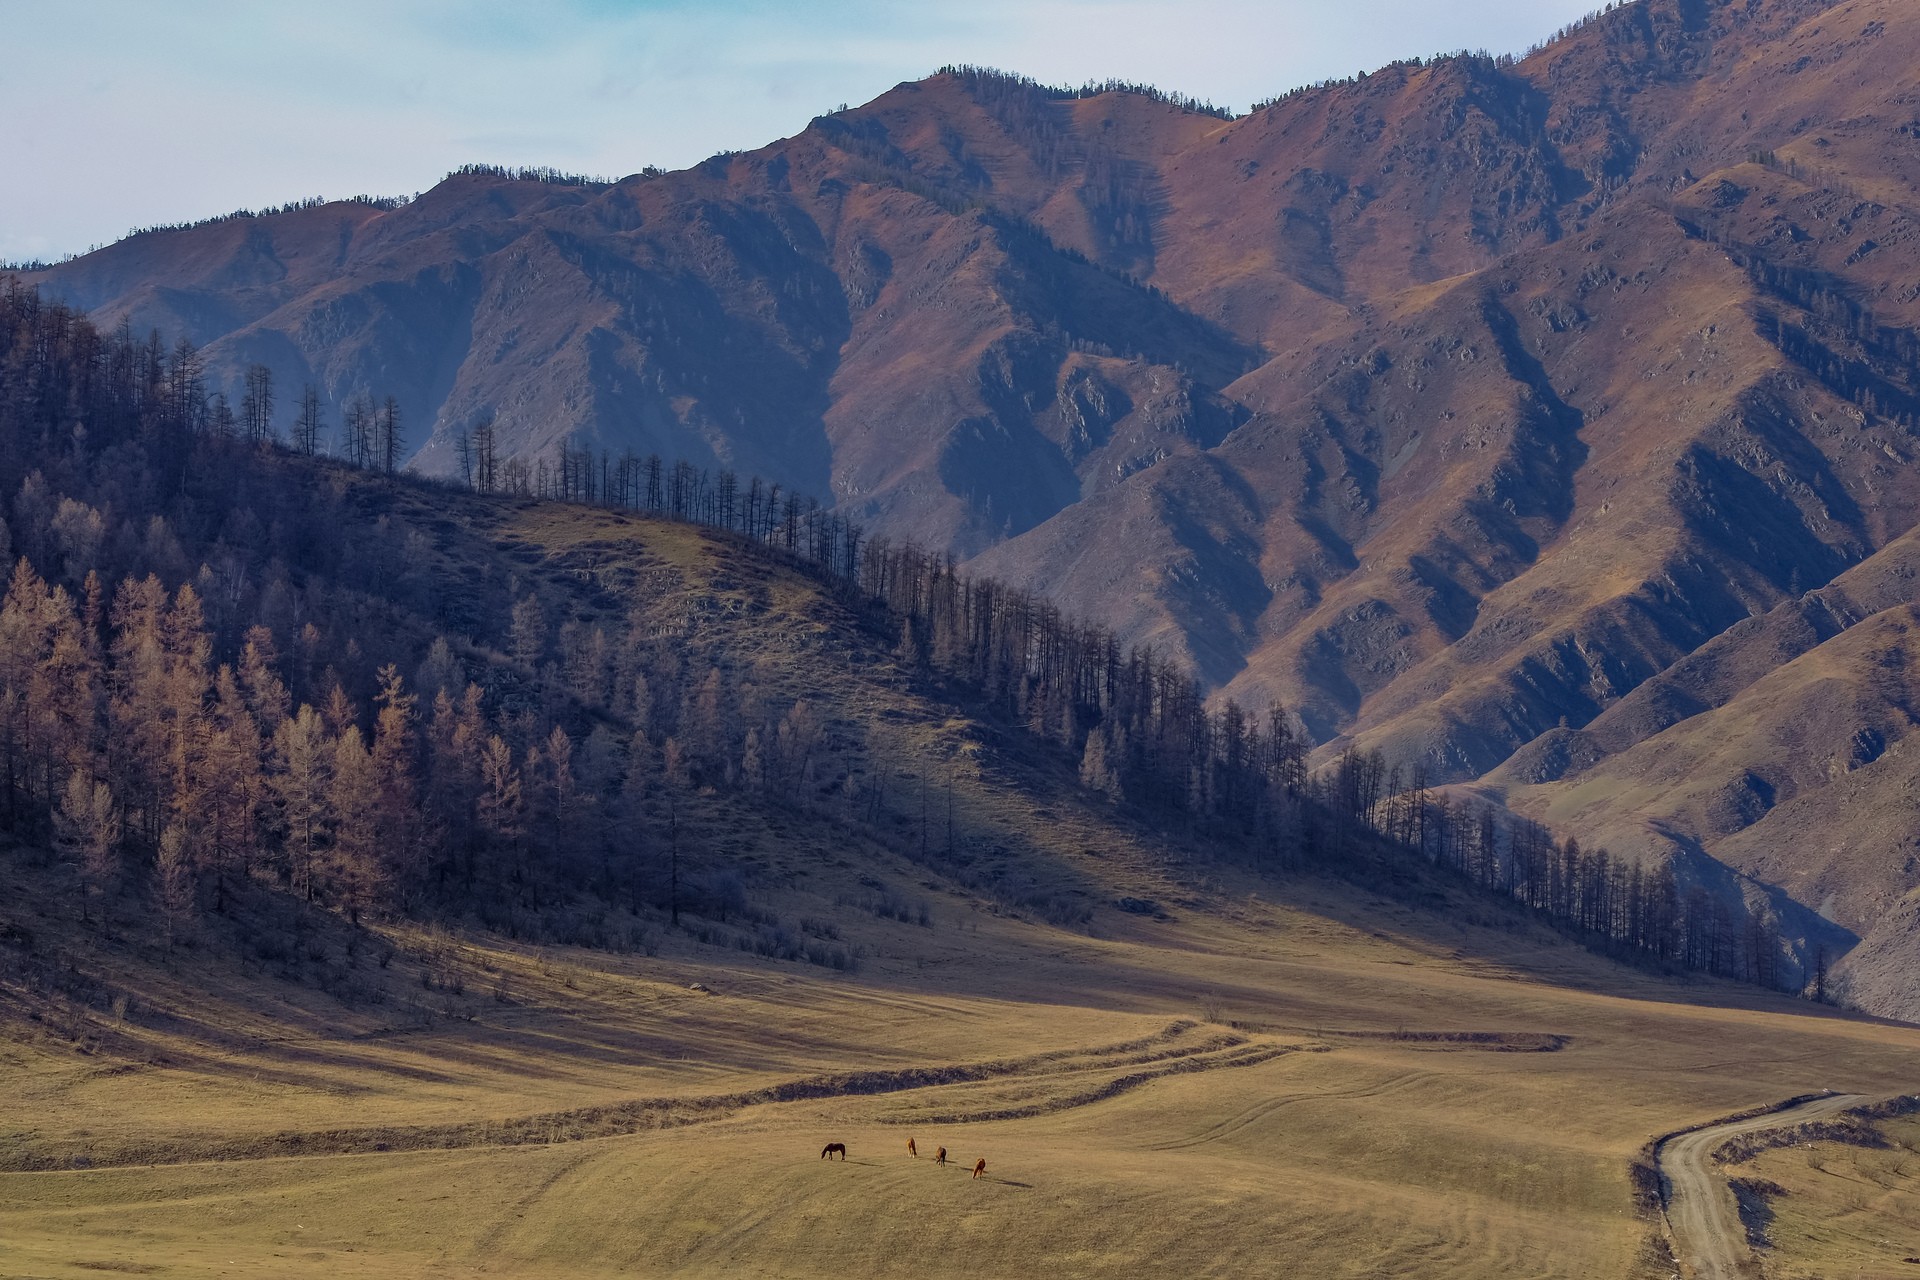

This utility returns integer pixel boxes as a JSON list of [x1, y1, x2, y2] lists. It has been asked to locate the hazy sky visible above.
[[4, 0, 1602, 264]]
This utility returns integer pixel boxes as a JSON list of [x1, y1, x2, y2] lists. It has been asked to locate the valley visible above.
[[23, 0, 1920, 1012], [9, 0, 1920, 1274], [6, 839, 1917, 1280]]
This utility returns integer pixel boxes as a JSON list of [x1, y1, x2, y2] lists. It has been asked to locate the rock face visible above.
[[26, 0, 1920, 1013]]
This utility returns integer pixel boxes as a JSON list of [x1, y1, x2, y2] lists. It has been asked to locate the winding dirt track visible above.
[[1658, 1092, 1871, 1280]]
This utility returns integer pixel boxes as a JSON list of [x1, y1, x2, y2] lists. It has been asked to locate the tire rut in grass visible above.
[[2, 1020, 1248, 1171]]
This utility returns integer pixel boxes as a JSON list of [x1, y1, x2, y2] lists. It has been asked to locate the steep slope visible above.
[[22, 81, 1257, 557], [1484, 528, 1920, 988], [6, 352, 1920, 1280], [22, 0, 1920, 1011]]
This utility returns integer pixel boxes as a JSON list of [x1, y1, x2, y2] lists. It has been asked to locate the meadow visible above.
[[4, 847, 1916, 1280]]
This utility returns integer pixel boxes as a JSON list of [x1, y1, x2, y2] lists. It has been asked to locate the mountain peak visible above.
[[22, 0, 1920, 1014]]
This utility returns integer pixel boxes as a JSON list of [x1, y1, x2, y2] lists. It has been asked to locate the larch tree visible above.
[[233, 626, 282, 704], [204, 664, 266, 911], [379, 396, 402, 474], [370, 664, 421, 895], [241, 363, 275, 445], [294, 384, 324, 456], [476, 732, 524, 891], [472, 417, 497, 492], [208, 391, 237, 443], [159, 585, 213, 851], [271, 704, 331, 902], [105, 575, 170, 847], [533, 723, 577, 868], [1079, 725, 1119, 799], [662, 736, 687, 924], [328, 725, 384, 919], [509, 595, 546, 668], [58, 772, 121, 923], [155, 822, 197, 946]]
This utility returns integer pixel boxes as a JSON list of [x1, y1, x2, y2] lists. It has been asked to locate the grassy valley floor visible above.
[[3, 864, 1916, 1280]]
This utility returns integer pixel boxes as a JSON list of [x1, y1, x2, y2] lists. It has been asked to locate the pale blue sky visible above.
[[4, 0, 1603, 263]]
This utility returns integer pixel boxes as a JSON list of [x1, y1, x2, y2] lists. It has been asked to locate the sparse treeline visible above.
[[459, 438, 862, 580], [116, 192, 411, 245], [862, 543, 1789, 988], [1322, 754, 1786, 987], [0, 278, 1793, 990], [446, 163, 615, 187], [939, 65, 1232, 121], [454, 428, 1794, 990]]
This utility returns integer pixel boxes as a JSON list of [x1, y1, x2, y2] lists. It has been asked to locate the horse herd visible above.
[[820, 1138, 987, 1179]]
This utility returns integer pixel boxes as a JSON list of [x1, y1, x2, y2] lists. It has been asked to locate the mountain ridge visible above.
[[22, 0, 1920, 1014]]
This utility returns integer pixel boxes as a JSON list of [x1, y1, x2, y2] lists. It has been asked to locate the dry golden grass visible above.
[[1, 499, 1914, 1278], [1717, 1114, 1920, 1280], [4, 858, 1919, 1280]]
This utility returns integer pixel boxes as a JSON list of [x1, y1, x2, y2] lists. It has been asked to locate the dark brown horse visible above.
[[934, 1146, 947, 1166], [906, 1138, 918, 1158], [971, 1157, 987, 1179], [820, 1142, 847, 1160]]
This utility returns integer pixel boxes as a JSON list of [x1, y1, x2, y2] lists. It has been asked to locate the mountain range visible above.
[[22, 0, 1920, 1015]]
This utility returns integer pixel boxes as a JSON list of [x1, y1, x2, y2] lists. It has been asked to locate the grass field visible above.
[[4, 849, 1918, 1280], [1710, 1112, 1920, 1280], [0, 503, 1914, 1279]]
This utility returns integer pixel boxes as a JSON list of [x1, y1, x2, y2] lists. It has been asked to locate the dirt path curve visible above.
[[1658, 1092, 1871, 1279]]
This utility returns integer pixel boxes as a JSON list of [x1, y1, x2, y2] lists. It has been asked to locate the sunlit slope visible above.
[[27, 0, 1920, 1019], [2, 467, 1915, 1280]]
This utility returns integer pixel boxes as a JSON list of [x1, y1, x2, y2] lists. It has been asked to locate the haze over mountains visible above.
[[23, 0, 1920, 1013]]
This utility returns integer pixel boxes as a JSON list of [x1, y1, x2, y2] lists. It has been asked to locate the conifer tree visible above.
[[477, 733, 524, 888], [58, 773, 121, 923], [242, 364, 275, 445], [371, 664, 421, 893], [271, 704, 331, 901], [510, 596, 546, 668], [156, 822, 197, 945], [329, 726, 383, 918], [294, 384, 324, 456]]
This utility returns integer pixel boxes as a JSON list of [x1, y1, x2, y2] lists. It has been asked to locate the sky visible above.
[[3, 0, 1603, 264]]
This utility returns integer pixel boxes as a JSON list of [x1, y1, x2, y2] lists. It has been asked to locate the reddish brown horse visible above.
[[934, 1146, 947, 1166], [906, 1138, 918, 1158], [971, 1157, 987, 1179], [820, 1142, 847, 1160]]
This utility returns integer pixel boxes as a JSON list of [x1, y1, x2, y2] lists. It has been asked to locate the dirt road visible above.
[[1658, 1092, 1872, 1279]]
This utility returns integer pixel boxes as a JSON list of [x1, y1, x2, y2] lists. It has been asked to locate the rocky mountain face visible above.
[[24, 0, 1920, 1013]]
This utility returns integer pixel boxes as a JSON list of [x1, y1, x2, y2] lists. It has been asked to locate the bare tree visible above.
[[294, 384, 324, 456], [241, 364, 275, 445], [379, 396, 402, 473], [472, 416, 497, 492]]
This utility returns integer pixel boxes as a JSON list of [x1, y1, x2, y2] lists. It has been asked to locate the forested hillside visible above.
[[0, 281, 1816, 1011], [22, 0, 1920, 1018]]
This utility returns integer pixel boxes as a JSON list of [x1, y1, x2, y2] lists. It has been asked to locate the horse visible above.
[[971, 1157, 987, 1179], [820, 1142, 847, 1160], [907, 1138, 918, 1158], [934, 1146, 947, 1166]]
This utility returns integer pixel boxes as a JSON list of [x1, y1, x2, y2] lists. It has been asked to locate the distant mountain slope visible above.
[[24, 0, 1920, 1013]]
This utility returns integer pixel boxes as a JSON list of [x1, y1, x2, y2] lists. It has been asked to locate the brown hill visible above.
[[23, 0, 1920, 1012]]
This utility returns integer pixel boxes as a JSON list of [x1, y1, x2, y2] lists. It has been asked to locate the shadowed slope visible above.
[[26, 0, 1920, 1013]]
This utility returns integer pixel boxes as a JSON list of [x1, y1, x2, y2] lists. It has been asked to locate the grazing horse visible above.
[[971, 1157, 987, 1179], [907, 1138, 918, 1159], [820, 1142, 847, 1160], [934, 1146, 947, 1166]]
